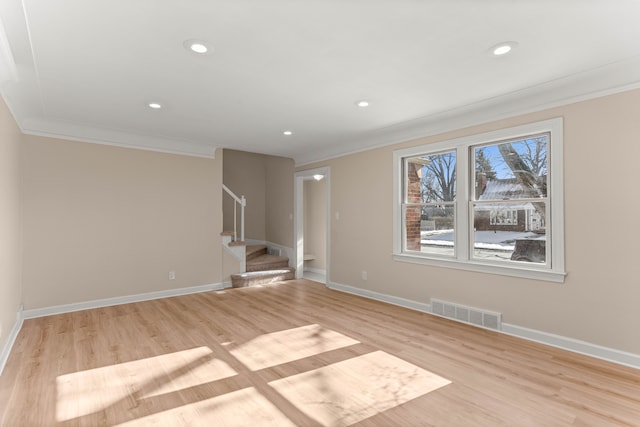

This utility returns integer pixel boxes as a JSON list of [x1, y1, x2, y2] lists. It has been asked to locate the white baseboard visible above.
[[8, 279, 639, 372], [328, 280, 640, 370], [22, 282, 225, 319], [303, 267, 326, 275], [501, 323, 640, 370], [0, 305, 24, 376], [328, 281, 432, 314]]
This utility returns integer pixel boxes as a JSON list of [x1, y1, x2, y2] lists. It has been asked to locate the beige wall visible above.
[[223, 150, 266, 241], [299, 89, 640, 355], [0, 97, 23, 352], [223, 149, 294, 248], [22, 136, 223, 309], [265, 155, 294, 247], [303, 179, 326, 271]]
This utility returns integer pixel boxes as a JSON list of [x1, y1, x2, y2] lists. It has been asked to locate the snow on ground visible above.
[[421, 230, 544, 251]]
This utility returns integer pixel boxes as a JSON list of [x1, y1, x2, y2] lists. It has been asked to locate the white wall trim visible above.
[[21, 118, 217, 159], [391, 117, 566, 283], [501, 323, 640, 370], [294, 60, 640, 167], [0, 305, 24, 376], [22, 282, 224, 319], [6, 279, 639, 372], [328, 281, 432, 314], [327, 280, 640, 370], [294, 167, 331, 281], [303, 267, 326, 275]]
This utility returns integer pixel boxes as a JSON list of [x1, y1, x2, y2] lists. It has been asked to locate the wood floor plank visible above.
[[1, 280, 639, 426]]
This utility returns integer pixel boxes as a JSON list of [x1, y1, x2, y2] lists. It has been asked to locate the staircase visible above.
[[230, 245, 295, 288]]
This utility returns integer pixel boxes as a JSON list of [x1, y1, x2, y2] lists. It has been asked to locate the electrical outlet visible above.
[[362, 270, 367, 280], [169, 271, 176, 280]]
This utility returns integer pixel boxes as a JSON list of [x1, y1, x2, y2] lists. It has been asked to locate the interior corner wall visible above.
[[299, 88, 640, 355], [222, 149, 266, 241], [222, 149, 294, 248], [0, 96, 23, 354], [21, 136, 223, 310], [265, 155, 294, 248]]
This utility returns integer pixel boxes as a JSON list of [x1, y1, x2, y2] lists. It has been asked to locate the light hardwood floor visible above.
[[1, 280, 639, 426]]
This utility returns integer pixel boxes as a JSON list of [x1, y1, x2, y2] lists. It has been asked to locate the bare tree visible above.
[[420, 152, 456, 202], [497, 137, 547, 220]]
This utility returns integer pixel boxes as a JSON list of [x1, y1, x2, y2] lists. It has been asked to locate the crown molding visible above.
[[294, 56, 640, 166], [21, 117, 218, 158]]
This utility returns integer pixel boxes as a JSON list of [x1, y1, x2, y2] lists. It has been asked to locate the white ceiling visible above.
[[1, 1, 640, 165]]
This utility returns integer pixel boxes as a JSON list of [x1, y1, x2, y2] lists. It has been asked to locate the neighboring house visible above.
[[474, 178, 545, 232]]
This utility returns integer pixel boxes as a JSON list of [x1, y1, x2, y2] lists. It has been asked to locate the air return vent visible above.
[[430, 298, 502, 331]]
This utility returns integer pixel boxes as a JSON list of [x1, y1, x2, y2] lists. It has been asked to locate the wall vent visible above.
[[430, 298, 502, 331]]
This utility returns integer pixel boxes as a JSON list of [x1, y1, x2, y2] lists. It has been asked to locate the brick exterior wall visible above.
[[406, 162, 422, 251]]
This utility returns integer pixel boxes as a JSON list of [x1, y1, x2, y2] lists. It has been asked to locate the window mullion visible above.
[[455, 145, 469, 261]]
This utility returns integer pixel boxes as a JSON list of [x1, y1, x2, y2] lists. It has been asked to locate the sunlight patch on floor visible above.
[[270, 350, 451, 426], [56, 346, 237, 422], [230, 323, 360, 370], [114, 387, 297, 427]]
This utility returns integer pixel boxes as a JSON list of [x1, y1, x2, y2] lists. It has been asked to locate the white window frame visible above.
[[392, 118, 565, 283]]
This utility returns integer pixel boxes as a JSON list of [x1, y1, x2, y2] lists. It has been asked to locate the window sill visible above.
[[393, 253, 566, 283]]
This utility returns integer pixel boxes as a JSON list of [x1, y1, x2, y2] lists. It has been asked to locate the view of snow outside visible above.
[[421, 230, 545, 261], [410, 135, 548, 263]]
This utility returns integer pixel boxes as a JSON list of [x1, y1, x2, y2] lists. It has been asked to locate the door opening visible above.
[[294, 167, 330, 284]]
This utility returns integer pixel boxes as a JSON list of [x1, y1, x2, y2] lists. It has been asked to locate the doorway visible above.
[[294, 167, 330, 284]]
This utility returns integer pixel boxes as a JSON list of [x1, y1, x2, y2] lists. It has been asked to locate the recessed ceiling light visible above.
[[190, 43, 208, 54], [491, 41, 518, 56], [494, 45, 511, 55], [283, 130, 293, 136], [356, 100, 370, 107], [183, 39, 212, 54], [148, 102, 162, 109]]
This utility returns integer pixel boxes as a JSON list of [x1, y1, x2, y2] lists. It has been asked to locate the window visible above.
[[393, 118, 565, 282]]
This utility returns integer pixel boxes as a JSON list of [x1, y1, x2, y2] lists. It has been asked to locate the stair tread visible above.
[[247, 254, 289, 266]]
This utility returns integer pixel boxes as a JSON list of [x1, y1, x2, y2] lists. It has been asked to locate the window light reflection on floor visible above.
[[270, 350, 451, 426], [55, 325, 451, 425], [55, 346, 237, 422], [229, 323, 360, 371], [114, 387, 296, 427]]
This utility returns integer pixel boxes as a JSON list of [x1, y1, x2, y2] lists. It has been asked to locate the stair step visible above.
[[246, 245, 267, 261], [231, 268, 296, 288], [246, 254, 289, 272]]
